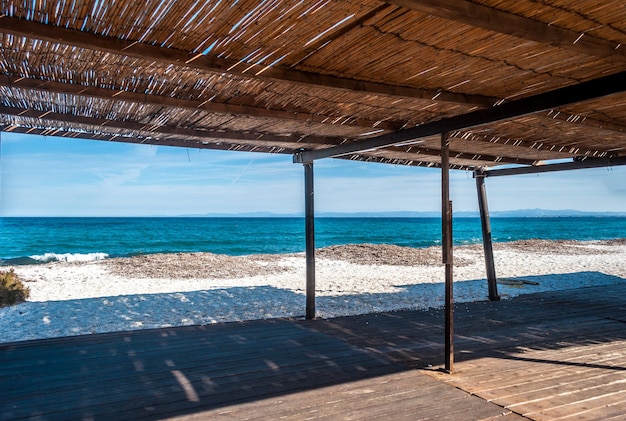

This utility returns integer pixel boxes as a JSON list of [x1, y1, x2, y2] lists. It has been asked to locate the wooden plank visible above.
[[489, 370, 626, 409], [511, 380, 626, 417], [332, 386, 492, 421], [193, 371, 429, 420], [507, 355, 626, 397], [160, 370, 506, 421], [0, 322, 391, 376], [452, 337, 626, 375], [90, 365, 402, 421], [385, 0, 626, 61], [0, 320, 325, 367], [449, 346, 626, 394], [222, 373, 453, 420], [557, 392, 626, 421], [4, 356, 397, 420], [0, 341, 390, 401]]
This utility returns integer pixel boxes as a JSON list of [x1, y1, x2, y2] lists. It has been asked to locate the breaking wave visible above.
[[29, 252, 110, 264]]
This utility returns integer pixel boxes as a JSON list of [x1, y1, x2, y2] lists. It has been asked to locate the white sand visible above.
[[2, 240, 625, 343]]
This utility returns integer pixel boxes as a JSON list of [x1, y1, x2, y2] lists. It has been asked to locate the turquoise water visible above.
[[1, 217, 625, 265]]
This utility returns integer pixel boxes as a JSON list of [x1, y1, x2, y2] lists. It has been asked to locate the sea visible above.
[[1, 216, 625, 266]]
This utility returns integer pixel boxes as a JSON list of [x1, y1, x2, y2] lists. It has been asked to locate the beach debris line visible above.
[[316, 243, 475, 266], [502, 239, 621, 255], [91, 239, 622, 281], [104, 252, 291, 279], [103, 244, 477, 280]]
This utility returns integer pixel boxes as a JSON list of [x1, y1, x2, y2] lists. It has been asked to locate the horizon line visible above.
[[3, 209, 626, 218]]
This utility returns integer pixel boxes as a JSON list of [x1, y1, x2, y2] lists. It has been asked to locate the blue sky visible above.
[[0, 132, 624, 216]]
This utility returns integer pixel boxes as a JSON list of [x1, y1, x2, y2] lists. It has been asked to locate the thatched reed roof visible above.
[[0, 0, 625, 170]]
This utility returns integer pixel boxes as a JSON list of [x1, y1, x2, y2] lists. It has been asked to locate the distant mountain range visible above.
[[472, 209, 626, 218], [179, 209, 626, 218]]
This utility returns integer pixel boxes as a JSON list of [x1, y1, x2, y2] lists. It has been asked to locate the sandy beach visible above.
[[2, 240, 625, 344]]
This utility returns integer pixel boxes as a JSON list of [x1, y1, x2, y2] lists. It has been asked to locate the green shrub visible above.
[[0, 269, 30, 308]]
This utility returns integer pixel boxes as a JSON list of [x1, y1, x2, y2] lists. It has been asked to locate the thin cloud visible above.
[[1, 133, 625, 216]]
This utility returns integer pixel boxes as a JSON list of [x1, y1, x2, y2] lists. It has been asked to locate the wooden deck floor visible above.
[[2, 280, 626, 420], [312, 281, 626, 420]]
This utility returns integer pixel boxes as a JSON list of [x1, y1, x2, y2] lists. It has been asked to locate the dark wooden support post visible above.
[[475, 170, 500, 301], [304, 161, 316, 320], [441, 132, 454, 373]]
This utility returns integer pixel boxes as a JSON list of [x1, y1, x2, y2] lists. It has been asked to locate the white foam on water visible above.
[[29, 252, 109, 263]]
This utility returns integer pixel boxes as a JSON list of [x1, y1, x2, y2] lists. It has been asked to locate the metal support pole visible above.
[[475, 172, 500, 301], [0, 132, 2, 216], [441, 132, 454, 373], [304, 161, 316, 320]]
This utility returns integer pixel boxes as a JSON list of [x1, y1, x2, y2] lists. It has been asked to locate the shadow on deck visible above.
[[2, 273, 626, 420]]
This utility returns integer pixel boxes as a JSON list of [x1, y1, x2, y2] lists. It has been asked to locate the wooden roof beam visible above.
[[0, 75, 401, 132], [295, 71, 626, 162], [0, 104, 346, 148], [376, 144, 538, 166], [8, 74, 623, 142], [0, 124, 293, 155], [0, 120, 488, 169], [386, 0, 625, 61], [0, 15, 494, 107], [450, 131, 618, 159], [340, 154, 470, 170], [541, 110, 626, 135], [0, 104, 532, 166], [287, 4, 392, 68], [478, 156, 626, 177], [0, 123, 479, 169], [3, 75, 623, 150]]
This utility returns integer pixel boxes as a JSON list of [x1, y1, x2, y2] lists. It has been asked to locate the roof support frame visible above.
[[0, 123, 295, 154], [441, 132, 454, 373], [475, 174, 499, 302], [0, 120, 481, 168], [476, 156, 626, 177], [0, 103, 541, 166], [304, 161, 316, 320], [295, 71, 626, 162], [3, 75, 624, 157], [0, 104, 346, 147], [0, 75, 402, 132], [376, 144, 538, 166], [450, 130, 619, 159]]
